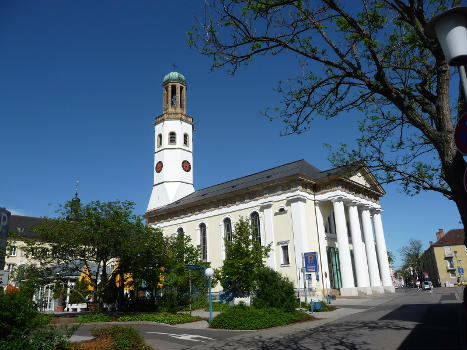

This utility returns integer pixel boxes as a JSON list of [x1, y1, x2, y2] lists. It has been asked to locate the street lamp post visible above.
[[205, 267, 214, 322]]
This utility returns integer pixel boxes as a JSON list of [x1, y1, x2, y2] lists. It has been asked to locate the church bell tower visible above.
[[146, 72, 195, 212]]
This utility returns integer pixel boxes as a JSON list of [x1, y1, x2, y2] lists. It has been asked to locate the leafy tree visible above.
[[387, 250, 395, 266], [116, 224, 169, 304], [160, 231, 205, 312], [0, 279, 74, 350], [68, 278, 91, 304], [400, 239, 424, 281], [189, 0, 466, 238], [27, 200, 153, 307], [253, 267, 296, 312], [219, 217, 271, 296]]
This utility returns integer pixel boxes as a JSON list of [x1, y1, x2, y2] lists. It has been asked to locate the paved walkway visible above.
[[69, 292, 397, 343]]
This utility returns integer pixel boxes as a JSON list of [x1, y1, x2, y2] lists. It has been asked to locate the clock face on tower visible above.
[[155, 161, 163, 173], [182, 160, 191, 172]]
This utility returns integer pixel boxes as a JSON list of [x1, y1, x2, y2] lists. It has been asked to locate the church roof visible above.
[[163, 71, 186, 84], [8, 215, 42, 239], [147, 159, 377, 215]]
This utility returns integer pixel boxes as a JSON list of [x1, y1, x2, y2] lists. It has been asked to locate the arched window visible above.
[[157, 134, 162, 148], [223, 218, 232, 243], [200, 223, 207, 261], [169, 132, 176, 145], [250, 211, 261, 244], [183, 133, 189, 147]]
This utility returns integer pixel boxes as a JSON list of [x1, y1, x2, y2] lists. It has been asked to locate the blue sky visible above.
[[1, 0, 462, 268]]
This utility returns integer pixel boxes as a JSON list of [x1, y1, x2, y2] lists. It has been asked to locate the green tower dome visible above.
[[163, 71, 186, 84]]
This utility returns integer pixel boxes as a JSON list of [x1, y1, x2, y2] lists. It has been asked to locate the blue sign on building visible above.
[[458, 267, 464, 274], [304, 252, 318, 273]]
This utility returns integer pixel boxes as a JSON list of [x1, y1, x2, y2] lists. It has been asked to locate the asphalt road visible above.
[[72, 288, 465, 350], [74, 321, 248, 350], [186, 288, 464, 350]]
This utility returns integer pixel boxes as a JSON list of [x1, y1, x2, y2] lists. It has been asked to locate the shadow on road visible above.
[[392, 303, 464, 350], [197, 320, 413, 350]]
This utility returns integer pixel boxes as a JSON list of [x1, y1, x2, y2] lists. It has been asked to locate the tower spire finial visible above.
[[75, 180, 79, 198], [172, 63, 177, 72]]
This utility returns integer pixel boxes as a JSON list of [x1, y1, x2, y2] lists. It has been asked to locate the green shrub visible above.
[[319, 301, 336, 311], [68, 278, 91, 304], [118, 312, 201, 325], [190, 296, 209, 309], [0, 286, 74, 350], [209, 305, 313, 329], [205, 301, 231, 312], [76, 312, 113, 323], [252, 267, 296, 312], [91, 326, 151, 350]]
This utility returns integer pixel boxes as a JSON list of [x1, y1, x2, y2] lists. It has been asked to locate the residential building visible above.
[[422, 229, 466, 287]]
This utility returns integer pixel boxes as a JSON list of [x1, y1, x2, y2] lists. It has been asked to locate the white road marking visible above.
[[146, 331, 215, 342]]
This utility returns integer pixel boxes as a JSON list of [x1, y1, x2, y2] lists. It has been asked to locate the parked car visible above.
[[422, 281, 433, 290]]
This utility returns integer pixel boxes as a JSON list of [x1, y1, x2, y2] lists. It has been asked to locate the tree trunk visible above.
[[443, 147, 466, 246]]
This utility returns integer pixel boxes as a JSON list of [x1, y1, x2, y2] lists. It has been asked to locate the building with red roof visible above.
[[422, 229, 466, 287]]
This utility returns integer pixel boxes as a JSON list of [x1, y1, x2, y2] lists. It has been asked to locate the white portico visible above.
[[145, 73, 394, 297]]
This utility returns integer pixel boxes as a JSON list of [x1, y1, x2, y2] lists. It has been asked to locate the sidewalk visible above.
[[69, 292, 398, 343]]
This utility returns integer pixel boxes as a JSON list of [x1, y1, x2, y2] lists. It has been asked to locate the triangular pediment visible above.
[[349, 171, 372, 188], [346, 166, 384, 195]]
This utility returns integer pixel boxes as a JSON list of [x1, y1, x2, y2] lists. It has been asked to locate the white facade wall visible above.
[[147, 119, 194, 211], [150, 187, 393, 296]]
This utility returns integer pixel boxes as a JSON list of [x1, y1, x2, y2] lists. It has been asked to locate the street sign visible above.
[[304, 252, 318, 273], [306, 274, 311, 280], [454, 112, 467, 155], [185, 264, 205, 270], [458, 267, 464, 274]]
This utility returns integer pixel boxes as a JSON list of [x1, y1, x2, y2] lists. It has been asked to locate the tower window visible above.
[[157, 134, 162, 148], [171, 85, 177, 107], [169, 132, 176, 145], [200, 223, 207, 262], [165, 86, 168, 107], [224, 218, 232, 243], [180, 86, 184, 108], [250, 211, 261, 245], [183, 133, 189, 147]]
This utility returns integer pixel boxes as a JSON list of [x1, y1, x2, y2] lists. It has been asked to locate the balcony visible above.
[[445, 251, 453, 257], [446, 265, 456, 271]]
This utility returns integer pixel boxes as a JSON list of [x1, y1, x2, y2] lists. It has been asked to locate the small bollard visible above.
[[326, 294, 331, 304]]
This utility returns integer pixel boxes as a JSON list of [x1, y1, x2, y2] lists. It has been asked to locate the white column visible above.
[[332, 198, 358, 296], [315, 203, 331, 291], [260, 203, 276, 269], [373, 210, 395, 293], [360, 207, 384, 294], [289, 197, 310, 286], [348, 203, 372, 295]]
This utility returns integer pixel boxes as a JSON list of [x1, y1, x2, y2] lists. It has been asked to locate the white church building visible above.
[[145, 72, 394, 297]]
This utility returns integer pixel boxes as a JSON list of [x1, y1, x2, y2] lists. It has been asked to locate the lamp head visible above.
[[426, 7, 467, 66], [205, 267, 214, 278]]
